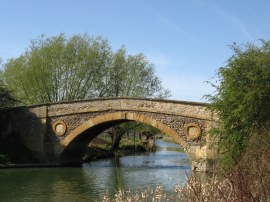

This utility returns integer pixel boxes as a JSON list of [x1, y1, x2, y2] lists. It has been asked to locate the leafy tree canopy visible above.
[[2, 33, 170, 104], [0, 83, 17, 109], [0, 59, 17, 109], [206, 40, 270, 165]]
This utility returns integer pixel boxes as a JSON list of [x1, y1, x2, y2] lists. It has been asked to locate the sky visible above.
[[1, 0, 270, 102]]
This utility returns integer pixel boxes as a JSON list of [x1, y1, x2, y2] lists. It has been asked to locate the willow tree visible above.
[[102, 47, 170, 98], [3, 34, 111, 104], [2, 33, 170, 104]]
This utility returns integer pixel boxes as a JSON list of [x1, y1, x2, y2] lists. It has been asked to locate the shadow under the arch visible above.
[[60, 120, 131, 166]]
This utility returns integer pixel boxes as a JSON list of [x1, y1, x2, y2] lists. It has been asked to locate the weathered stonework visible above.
[[3, 97, 218, 172]]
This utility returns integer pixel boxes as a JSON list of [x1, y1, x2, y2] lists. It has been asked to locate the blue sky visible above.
[[1, 0, 270, 101]]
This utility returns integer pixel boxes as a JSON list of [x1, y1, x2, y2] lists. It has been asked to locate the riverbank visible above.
[[0, 163, 63, 169], [83, 136, 150, 161]]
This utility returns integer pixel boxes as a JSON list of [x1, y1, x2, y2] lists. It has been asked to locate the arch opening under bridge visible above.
[[60, 112, 187, 164]]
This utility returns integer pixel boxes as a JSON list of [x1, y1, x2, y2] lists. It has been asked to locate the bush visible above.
[[206, 40, 270, 167]]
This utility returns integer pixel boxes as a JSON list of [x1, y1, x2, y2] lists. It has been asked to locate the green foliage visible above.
[[106, 122, 161, 151], [105, 47, 170, 98], [0, 82, 17, 109], [0, 62, 17, 109], [0, 154, 9, 164], [118, 122, 161, 136], [131, 122, 161, 135], [206, 40, 270, 166], [3, 34, 112, 103], [2, 33, 170, 104]]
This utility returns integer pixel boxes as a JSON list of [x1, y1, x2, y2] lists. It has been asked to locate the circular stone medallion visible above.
[[183, 123, 202, 140], [52, 120, 67, 136]]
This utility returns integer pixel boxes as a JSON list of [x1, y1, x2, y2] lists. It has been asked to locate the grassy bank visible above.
[[162, 135, 174, 143], [83, 135, 149, 161]]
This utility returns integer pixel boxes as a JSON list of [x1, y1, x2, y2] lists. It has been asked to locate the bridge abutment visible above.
[[188, 145, 218, 172]]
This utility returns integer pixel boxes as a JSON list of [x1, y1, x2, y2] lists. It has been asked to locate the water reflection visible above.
[[0, 139, 192, 201], [0, 167, 100, 201]]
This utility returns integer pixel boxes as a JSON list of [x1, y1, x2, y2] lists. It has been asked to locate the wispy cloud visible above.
[[210, 4, 254, 40], [149, 8, 201, 45], [239, 24, 253, 40]]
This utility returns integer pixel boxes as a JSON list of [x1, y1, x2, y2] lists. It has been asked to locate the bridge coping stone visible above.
[[16, 97, 213, 121]]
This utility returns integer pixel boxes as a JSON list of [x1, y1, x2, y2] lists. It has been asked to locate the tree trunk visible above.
[[109, 126, 125, 150]]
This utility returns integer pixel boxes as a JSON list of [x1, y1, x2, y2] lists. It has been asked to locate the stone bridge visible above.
[[2, 97, 218, 172]]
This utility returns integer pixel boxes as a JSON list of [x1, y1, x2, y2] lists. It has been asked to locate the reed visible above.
[[99, 128, 270, 202]]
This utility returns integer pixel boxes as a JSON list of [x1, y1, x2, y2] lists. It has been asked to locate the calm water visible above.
[[0, 140, 191, 202]]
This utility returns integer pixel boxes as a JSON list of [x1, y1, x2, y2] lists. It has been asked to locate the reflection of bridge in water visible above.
[[3, 97, 218, 172]]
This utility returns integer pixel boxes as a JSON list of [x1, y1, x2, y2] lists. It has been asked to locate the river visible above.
[[0, 139, 191, 201]]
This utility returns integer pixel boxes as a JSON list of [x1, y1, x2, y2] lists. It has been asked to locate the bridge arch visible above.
[[5, 97, 217, 171], [60, 111, 188, 164]]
